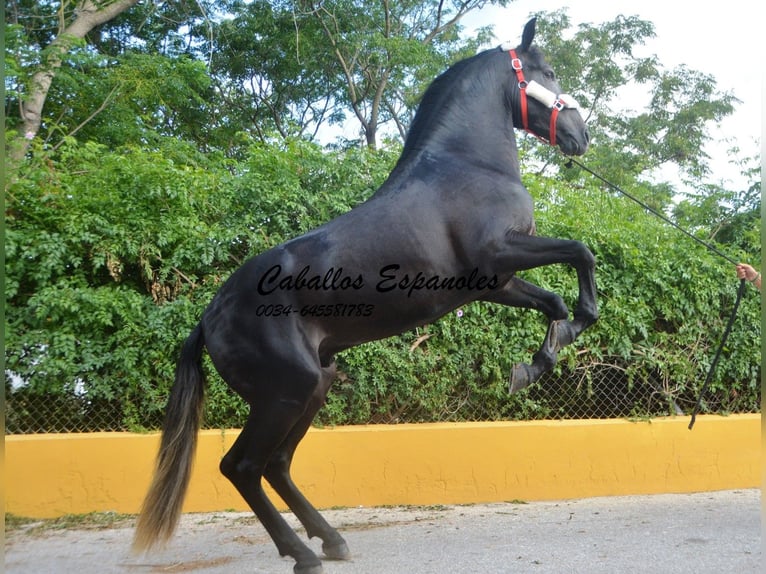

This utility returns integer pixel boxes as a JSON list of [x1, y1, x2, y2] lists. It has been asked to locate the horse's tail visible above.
[[132, 324, 206, 553]]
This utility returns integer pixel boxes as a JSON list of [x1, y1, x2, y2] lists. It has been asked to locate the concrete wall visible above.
[[5, 414, 760, 518]]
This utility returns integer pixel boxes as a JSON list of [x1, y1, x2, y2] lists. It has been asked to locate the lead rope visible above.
[[687, 279, 747, 429], [563, 157, 750, 430]]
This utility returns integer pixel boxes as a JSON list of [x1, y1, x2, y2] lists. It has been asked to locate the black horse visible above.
[[133, 18, 597, 574]]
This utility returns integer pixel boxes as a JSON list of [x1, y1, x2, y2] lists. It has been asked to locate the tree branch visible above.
[[10, 0, 140, 163], [51, 83, 122, 151]]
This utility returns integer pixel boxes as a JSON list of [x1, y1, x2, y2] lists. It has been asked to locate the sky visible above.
[[463, 0, 762, 193]]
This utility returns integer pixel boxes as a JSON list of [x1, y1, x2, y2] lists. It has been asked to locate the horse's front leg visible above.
[[480, 276, 569, 392], [482, 234, 598, 391]]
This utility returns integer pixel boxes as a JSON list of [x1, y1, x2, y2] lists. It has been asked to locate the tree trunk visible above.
[[9, 0, 139, 163]]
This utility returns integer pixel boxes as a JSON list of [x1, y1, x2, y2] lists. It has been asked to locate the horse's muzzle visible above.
[[559, 129, 589, 156]]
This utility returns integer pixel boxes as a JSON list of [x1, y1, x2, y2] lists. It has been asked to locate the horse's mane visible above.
[[397, 48, 502, 161], [399, 44, 547, 162]]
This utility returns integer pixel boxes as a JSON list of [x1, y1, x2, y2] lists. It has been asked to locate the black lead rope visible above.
[[688, 278, 747, 429], [565, 158, 739, 266], [563, 157, 749, 430]]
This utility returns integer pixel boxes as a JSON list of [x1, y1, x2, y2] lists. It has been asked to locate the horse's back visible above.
[[199, 154, 535, 377]]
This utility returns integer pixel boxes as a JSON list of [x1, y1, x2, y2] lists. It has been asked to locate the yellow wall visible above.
[[5, 414, 760, 518]]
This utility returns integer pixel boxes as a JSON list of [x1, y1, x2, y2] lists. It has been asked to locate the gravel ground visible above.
[[5, 489, 761, 574]]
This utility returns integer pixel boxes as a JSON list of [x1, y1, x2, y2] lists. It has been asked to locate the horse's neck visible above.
[[375, 134, 522, 201], [445, 126, 522, 174], [396, 116, 521, 180]]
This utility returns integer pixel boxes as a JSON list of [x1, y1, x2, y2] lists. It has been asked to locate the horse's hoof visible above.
[[323, 540, 351, 561], [510, 363, 531, 393], [294, 562, 323, 574]]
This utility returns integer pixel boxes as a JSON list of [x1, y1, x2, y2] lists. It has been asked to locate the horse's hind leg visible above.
[[220, 391, 324, 574], [264, 363, 350, 561]]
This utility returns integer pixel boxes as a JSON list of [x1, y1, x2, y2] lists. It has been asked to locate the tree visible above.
[[209, 1, 343, 143], [7, 0, 140, 163], [673, 149, 761, 250], [297, 0, 503, 147], [4, 8, 759, 432], [6, 1, 219, 156], [523, 12, 738, 211], [208, 0, 502, 149]]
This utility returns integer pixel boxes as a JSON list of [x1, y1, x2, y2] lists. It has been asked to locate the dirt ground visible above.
[[5, 489, 761, 574]]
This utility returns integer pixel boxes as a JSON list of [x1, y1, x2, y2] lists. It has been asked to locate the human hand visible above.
[[736, 263, 761, 289]]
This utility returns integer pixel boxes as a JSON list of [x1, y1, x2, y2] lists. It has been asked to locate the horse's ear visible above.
[[520, 18, 537, 51]]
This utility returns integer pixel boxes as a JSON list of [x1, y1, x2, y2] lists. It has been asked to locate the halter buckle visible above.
[[511, 58, 523, 71]]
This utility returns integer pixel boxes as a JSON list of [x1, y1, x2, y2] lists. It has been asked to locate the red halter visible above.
[[508, 49, 568, 147]]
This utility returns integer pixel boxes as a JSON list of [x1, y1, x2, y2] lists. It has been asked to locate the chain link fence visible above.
[[6, 361, 759, 434]]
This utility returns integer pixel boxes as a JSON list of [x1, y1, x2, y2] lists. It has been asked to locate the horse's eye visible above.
[[544, 70, 556, 81]]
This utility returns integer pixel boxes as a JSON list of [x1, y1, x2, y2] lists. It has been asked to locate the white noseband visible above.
[[525, 80, 580, 111]]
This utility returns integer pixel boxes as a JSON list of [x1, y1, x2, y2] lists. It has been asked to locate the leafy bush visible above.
[[4, 137, 760, 432]]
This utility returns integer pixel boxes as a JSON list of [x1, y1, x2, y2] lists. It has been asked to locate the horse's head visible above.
[[502, 18, 589, 156]]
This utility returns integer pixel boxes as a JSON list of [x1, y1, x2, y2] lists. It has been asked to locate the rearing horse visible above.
[[133, 18, 597, 574]]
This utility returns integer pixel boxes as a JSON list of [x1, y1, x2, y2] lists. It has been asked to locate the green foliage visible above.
[[318, 302, 558, 425], [4, 6, 760, 432], [4, 136, 399, 431], [207, 0, 504, 148], [529, 168, 760, 401], [314, 167, 761, 425], [529, 11, 738, 209], [5, 138, 231, 430], [6, 135, 760, 431]]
